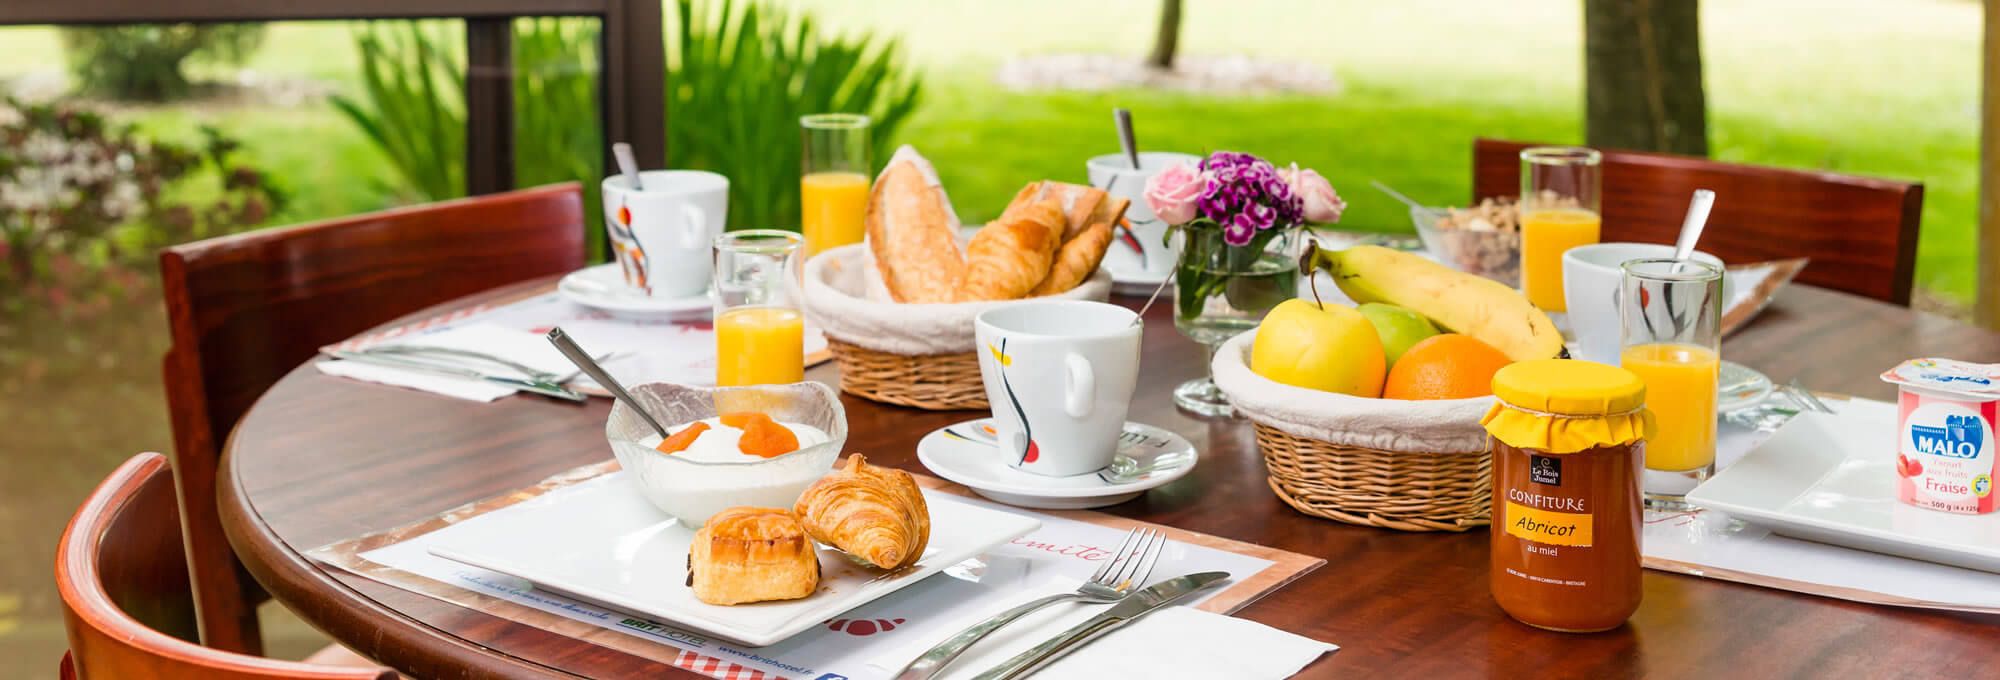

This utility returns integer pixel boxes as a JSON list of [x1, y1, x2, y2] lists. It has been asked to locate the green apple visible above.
[[1251, 299, 1386, 397], [1357, 302, 1440, 366]]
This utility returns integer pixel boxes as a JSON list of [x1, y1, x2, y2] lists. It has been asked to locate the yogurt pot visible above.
[[1880, 358, 2000, 515]]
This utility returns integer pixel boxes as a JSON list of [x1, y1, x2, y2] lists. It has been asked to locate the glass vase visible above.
[[1172, 226, 1300, 417]]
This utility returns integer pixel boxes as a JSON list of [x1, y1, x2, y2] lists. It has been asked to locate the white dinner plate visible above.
[[1687, 401, 2000, 574], [916, 418, 1198, 509], [426, 472, 1039, 646], [557, 263, 712, 318]]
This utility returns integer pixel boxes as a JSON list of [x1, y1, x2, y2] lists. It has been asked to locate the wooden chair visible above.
[[159, 184, 587, 653], [57, 452, 398, 679], [1470, 138, 1923, 304]]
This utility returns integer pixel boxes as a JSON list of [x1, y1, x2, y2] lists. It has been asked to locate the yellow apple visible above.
[[1251, 299, 1387, 397]]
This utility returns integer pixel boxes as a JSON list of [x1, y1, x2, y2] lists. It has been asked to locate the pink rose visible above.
[[1144, 161, 1205, 225], [1279, 163, 1345, 224]]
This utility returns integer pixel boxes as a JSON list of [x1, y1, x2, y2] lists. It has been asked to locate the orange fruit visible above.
[[1382, 334, 1513, 400], [737, 417, 801, 458], [655, 422, 710, 454], [719, 411, 772, 429]]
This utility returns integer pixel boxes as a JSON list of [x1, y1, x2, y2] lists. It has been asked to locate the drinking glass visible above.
[[1519, 147, 1602, 312], [1619, 258, 1723, 508], [800, 113, 872, 258], [1171, 227, 1299, 418], [714, 230, 805, 386]]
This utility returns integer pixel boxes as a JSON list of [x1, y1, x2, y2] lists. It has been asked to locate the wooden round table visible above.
[[220, 281, 2000, 679]]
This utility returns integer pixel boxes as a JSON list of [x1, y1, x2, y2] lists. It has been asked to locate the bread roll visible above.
[[866, 146, 965, 303]]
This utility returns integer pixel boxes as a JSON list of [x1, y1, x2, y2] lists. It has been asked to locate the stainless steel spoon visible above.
[[546, 327, 669, 438]]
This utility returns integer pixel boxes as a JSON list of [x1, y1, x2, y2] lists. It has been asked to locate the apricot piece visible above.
[[719, 411, 773, 429], [655, 422, 711, 454], [737, 417, 800, 458]]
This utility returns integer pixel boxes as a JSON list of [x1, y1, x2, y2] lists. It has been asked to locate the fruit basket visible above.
[[802, 244, 1111, 410], [1212, 329, 1495, 531]]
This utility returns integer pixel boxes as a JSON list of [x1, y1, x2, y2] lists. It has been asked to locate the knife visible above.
[[972, 571, 1229, 680]]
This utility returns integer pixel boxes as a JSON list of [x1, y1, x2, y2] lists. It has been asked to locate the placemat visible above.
[[309, 459, 1323, 680], [319, 285, 833, 397]]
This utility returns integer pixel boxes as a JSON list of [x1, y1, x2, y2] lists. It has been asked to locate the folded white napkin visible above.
[[316, 322, 576, 401], [871, 579, 1336, 680], [315, 358, 515, 402]]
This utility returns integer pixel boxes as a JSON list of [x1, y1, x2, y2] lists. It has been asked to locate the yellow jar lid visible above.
[[1490, 359, 1647, 416]]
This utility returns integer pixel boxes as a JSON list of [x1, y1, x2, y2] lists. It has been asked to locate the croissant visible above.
[[687, 507, 820, 605], [1004, 181, 1109, 243], [794, 455, 930, 570], [1029, 195, 1128, 295], [956, 199, 1063, 302]]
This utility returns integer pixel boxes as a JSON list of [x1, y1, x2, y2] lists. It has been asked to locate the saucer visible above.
[[915, 418, 1198, 509], [557, 263, 711, 318]]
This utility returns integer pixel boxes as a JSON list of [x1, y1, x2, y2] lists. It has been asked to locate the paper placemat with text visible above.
[[309, 460, 1322, 680]]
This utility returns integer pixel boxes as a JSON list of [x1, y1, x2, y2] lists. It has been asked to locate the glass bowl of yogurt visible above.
[[606, 381, 847, 526]]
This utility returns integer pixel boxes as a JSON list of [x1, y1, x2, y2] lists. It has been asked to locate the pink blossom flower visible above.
[[1278, 163, 1345, 223], [1144, 161, 1206, 225]]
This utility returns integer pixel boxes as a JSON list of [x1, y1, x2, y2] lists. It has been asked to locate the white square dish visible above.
[[1686, 402, 2000, 574], [425, 472, 1040, 646]]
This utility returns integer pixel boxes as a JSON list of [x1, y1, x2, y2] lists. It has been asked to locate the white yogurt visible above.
[[640, 417, 831, 462]]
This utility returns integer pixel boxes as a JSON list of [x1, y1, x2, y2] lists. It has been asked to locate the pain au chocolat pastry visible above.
[[956, 198, 1064, 302], [687, 507, 820, 605], [866, 145, 965, 303], [794, 455, 931, 570]]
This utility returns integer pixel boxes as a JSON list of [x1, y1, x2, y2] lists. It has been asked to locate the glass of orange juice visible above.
[[1519, 147, 1603, 312], [714, 230, 806, 386], [800, 113, 872, 258], [1619, 257, 1723, 508]]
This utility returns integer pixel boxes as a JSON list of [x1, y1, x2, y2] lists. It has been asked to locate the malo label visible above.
[[1897, 392, 1998, 514], [1505, 500, 1594, 547]]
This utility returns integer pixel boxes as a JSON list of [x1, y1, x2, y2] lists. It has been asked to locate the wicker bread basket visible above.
[[1212, 330, 1494, 532], [802, 244, 1111, 410]]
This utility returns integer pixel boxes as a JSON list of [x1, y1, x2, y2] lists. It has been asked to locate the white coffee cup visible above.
[[1563, 242, 1728, 364], [601, 170, 729, 298], [974, 300, 1143, 477], [1086, 152, 1202, 280]]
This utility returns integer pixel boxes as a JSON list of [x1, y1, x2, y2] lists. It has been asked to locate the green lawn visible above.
[[0, 0, 1980, 304]]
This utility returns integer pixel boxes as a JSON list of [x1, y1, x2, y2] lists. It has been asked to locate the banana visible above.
[[1306, 244, 1565, 361]]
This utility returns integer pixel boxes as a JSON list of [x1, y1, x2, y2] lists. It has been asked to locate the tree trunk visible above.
[[1980, 0, 1999, 328], [1147, 0, 1183, 70], [1584, 0, 1708, 155]]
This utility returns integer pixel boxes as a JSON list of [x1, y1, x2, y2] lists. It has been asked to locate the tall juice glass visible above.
[[800, 113, 871, 258], [1520, 147, 1603, 312], [715, 230, 805, 386], [1619, 257, 1723, 507]]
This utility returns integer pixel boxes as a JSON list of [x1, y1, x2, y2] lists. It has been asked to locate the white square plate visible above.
[[425, 472, 1040, 646], [1687, 402, 2000, 574]]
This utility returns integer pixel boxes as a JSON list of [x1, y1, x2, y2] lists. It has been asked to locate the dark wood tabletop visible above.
[[219, 280, 2000, 679]]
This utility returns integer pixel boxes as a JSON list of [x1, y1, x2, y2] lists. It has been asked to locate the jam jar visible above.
[[1482, 359, 1654, 632]]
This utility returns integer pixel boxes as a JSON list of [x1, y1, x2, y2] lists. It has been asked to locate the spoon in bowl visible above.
[[546, 327, 669, 438], [1672, 189, 1716, 270], [1114, 108, 1140, 170]]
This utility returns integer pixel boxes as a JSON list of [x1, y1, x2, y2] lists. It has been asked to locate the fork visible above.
[[1788, 379, 1836, 414], [894, 528, 1166, 680]]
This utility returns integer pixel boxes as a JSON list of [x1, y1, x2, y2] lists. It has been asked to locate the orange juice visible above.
[[716, 307, 805, 386], [801, 171, 870, 257], [1520, 208, 1602, 312], [1622, 343, 1719, 472]]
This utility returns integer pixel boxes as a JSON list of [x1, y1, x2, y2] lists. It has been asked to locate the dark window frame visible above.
[[2, 0, 667, 196]]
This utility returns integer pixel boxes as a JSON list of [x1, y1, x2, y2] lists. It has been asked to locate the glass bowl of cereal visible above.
[[1411, 198, 1523, 287]]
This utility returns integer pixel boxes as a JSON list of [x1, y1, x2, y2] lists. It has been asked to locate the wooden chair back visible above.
[[57, 452, 397, 679], [1470, 138, 1922, 304], [158, 184, 587, 652]]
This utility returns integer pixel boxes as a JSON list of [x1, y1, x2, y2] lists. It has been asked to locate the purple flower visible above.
[[1247, 202, 1276, 230], [1223, 216, 1256, 246]]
